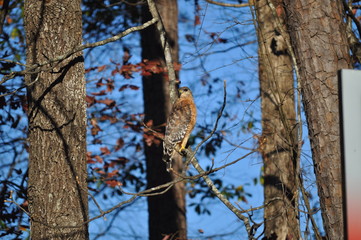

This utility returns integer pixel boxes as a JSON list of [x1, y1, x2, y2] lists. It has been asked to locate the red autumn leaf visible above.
[[85, 66, 97, 73], [87, 152, 97, 163], [96, 170, 106, 175], [91, 90, 106, 96], [217, 38, 228, 43], [115, 138, 125, 151], [107, 161, 117, 168], [120, 64, 137, 79], [105, 180, 122, 188], [111, 157, 129, 165], [129, 85, 139, 90], [145, 60, 163, 74], [209, 32, 217, 39], [173, 62, 182, 71], [6, 16, 13, 24], [111, 67, 119, 76], [140, 71, 152, 76], [100, 147, 111, 155], [91, 125, 102, 136], [143, 133, 154, 147], [94, 155, 103, 163], [100, 114, 118, 123], [97, 98, 115, 107], [19, 226, 28, 231], [86, 95, 96, 107], [106, 79, 114, 92], [119, 84, 129, 91], [97, 65, 106, 72], [21, 200, 28, 208], [96, 79, 105, 88], [145, 119, 153, 127], [194, 15, 201, 25], [107, 169, 119, 178]]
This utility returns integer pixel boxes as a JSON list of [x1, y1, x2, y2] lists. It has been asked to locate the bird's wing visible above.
[[163, 100, 192, 158]]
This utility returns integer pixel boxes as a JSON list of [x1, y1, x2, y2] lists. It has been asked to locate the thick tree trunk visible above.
[[140, 1, 187, 239], [284, 1, 351, 239], [255, 1, 300, 239], [24, 0, 88, 239]]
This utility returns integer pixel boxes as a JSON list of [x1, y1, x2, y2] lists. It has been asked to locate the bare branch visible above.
[[0, 18, 157, 85], [187, 151, 255, 239], [0, 74, 40, 97], [298, 174, 322, 240], [5, 191, 30, 216], [0, 58, 26, 67]]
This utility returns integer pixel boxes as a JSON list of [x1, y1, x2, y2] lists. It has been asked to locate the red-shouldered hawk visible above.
[[163, 87, 197, 171]]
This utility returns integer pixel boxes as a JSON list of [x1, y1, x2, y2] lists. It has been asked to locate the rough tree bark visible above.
[[283, 0, 351, 239], [24, 0, 88, 239], [140, 1, 187, 239], [255, 1, 300, 239]]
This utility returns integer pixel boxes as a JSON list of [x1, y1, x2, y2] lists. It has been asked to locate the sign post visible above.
[[340, 69, 361, 240]]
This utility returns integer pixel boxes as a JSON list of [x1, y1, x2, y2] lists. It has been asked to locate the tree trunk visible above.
[[24, 1, 88, 239], [140, 1, 187, 239], [283, 1, 351, 239], [255, 1, 300, 239]]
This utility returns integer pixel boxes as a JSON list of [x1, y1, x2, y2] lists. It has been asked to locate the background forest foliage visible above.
[[1, 0, 360, 239]]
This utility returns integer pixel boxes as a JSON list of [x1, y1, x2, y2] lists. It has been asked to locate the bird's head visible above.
[[178, 87, 193, 98]]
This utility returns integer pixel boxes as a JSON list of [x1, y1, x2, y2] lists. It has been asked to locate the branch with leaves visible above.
[[0, 18, 157, 86]]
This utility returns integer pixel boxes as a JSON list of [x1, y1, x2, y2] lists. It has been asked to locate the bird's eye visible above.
[[183, 88, 188, 92]]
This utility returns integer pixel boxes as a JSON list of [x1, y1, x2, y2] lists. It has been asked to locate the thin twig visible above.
[[298, 174, 322, 240], [5, 191, 30, 216], [188, 153, 254, 239], [0, 74, 40, 97]]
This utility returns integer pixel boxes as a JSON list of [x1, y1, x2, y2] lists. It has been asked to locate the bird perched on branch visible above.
[[163, 87, 197, 171]]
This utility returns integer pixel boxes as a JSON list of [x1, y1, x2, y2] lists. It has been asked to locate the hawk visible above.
[[163, 87, 197, 171]]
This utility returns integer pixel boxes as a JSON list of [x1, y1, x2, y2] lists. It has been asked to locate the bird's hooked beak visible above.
[[178, 88, 183, 97]]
